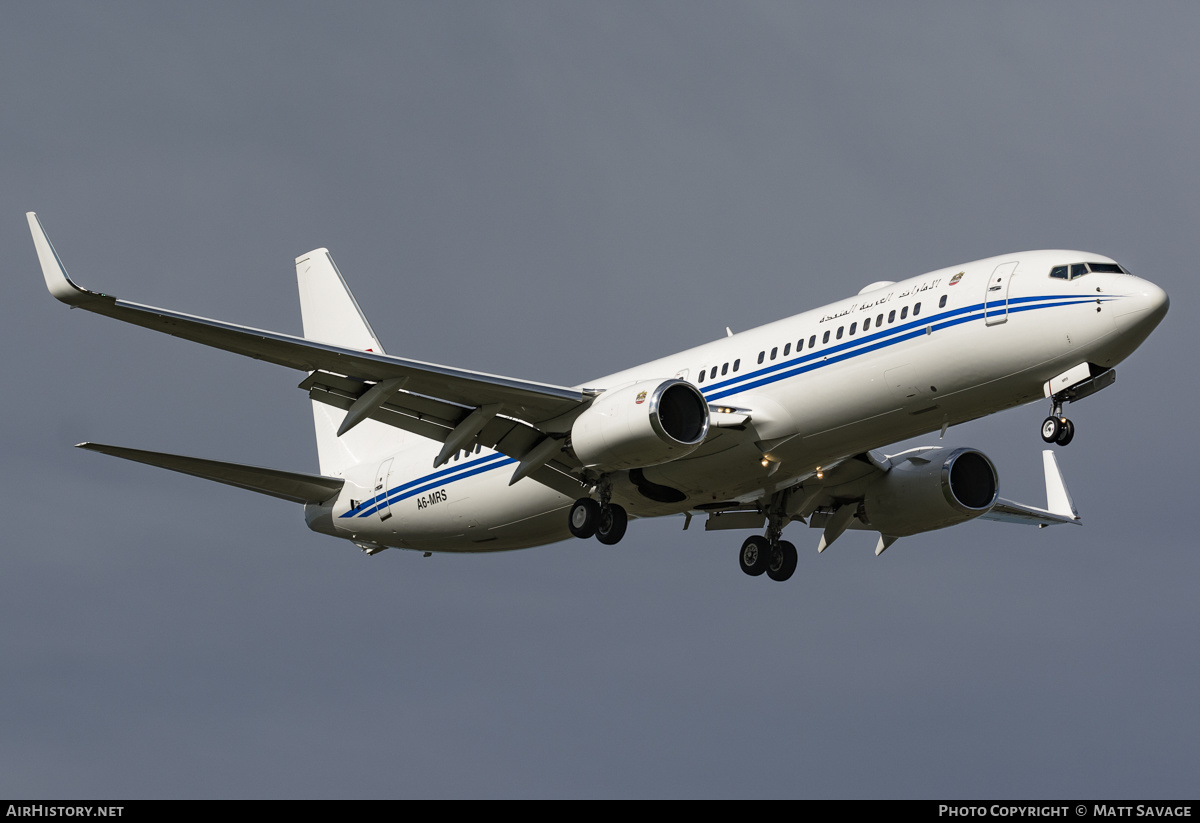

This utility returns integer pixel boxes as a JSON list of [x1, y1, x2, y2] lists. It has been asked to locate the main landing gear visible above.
[[738, 536, 798, 582], [739, 503, 797, 582], [1040, 396, 1075, 446], [568, 495, 628, 545]]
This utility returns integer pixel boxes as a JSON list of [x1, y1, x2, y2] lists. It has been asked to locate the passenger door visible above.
[[984, 261, 1018, 326], [374, 458, 394, 522]]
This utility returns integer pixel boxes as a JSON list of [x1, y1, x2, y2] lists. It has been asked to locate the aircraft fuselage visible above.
[[316, 249, 1167, 553]]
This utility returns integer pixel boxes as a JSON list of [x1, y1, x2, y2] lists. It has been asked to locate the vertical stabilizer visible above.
[[296, 249, 385, 353], [296, 249, 405, 476]]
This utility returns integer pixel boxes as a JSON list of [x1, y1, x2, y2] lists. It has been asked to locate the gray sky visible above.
[[3, 2, 1196, 798]]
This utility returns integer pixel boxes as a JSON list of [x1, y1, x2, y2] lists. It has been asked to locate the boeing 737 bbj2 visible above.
[[29, 213, 1169, 581]]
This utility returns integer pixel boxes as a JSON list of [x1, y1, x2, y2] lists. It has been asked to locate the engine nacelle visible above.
[[862, 448, 999, 536], [570, 379, 710, 471]]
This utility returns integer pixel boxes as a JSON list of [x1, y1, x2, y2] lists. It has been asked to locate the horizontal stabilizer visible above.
[[77, 443, 344, 505]]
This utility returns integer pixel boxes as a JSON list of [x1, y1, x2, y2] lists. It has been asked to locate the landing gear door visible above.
[[374, 457, 394, 522], [984, 261, 1018, 326]]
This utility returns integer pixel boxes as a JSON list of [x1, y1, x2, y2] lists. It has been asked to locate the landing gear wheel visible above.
[[1041, 416, 1062, 443], [739, 535, 771, 577], [568, 498, 600, 539], [767, 540, 798, 582], [1055, 418, 1075, 446], [595, 504, 628, 545]]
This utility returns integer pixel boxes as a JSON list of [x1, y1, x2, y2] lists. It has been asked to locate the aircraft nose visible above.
[[1112, 277, 1169, 337]]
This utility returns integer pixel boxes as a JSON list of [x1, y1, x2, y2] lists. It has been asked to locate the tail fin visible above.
[[296, 249, 404, 476], [296, 249, 385, 353]]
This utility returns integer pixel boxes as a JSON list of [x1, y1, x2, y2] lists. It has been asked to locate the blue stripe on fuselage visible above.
[[700, 294, 1104, 401], [344, 292, 1117, 515], [343, 451, 513, 518]]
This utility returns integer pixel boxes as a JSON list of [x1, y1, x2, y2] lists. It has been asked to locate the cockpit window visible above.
[[1050, 261, 1128, 281]]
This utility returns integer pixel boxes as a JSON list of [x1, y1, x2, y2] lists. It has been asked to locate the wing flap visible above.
[[304, 375, 588, 498]]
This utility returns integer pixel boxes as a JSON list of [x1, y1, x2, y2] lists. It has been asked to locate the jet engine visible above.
[[862, 448, 999, 536], [570, 379, 710, 471]]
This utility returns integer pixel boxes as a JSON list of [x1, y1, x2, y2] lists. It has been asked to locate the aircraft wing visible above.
[[29, 213, 584, 424], [298, 370, 589, 499], [979, 450, 1080, 526], [790, 447, 1079, 554]]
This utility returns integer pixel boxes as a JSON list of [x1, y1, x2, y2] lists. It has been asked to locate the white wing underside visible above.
[[29, 212, 591, 497], [789, 447, 1079, 556], [29, 213, 584, 422], [980, 450, 1080, 526]]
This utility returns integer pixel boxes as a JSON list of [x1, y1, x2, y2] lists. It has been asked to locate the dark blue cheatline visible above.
[[343, 292, 1117, 514]]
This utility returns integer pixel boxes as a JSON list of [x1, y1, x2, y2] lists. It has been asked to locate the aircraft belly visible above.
[[397, 469, 572, 551], [635, 441, 769, 505]]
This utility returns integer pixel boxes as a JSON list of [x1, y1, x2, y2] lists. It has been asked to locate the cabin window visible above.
[[733, 359, 740, 372], [939, 294, 947, 308], [876, 313, 884, 327], [783, 343, 791, 356], [913, 302, 921, 317], [721, 362, 728, 376], [836, 326, 844, 340], [809, 335, 816, 348], [796, 339, 804, 352], [901, 306, 908, 320], [710, 366, 718, 380], [698, 369, 705, 383], [822, 330, 830, 344], [888, 310, 895, 323], [863, 317, 871, 331], [849, 322, 857, 335], [770, 347, 778, 361], [758, 351, 765, 364]]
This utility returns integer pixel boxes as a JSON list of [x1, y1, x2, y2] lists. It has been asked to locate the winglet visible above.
[[27, 212, 93, 306], [979, 450, 1080, 527], [1042, 449, 1078, 519]]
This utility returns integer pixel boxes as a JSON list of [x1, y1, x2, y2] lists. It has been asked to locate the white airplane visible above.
[[29, 212, 1169, 581]]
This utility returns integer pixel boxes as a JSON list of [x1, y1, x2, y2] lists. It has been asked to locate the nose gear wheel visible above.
[[1041, 395, 1076, 447]]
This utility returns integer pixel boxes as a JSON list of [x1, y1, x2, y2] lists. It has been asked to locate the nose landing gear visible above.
[[1040, 397, 1075, 446]]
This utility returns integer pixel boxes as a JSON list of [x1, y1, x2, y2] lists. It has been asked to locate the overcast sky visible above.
[[3, 2, 1197, 799]]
